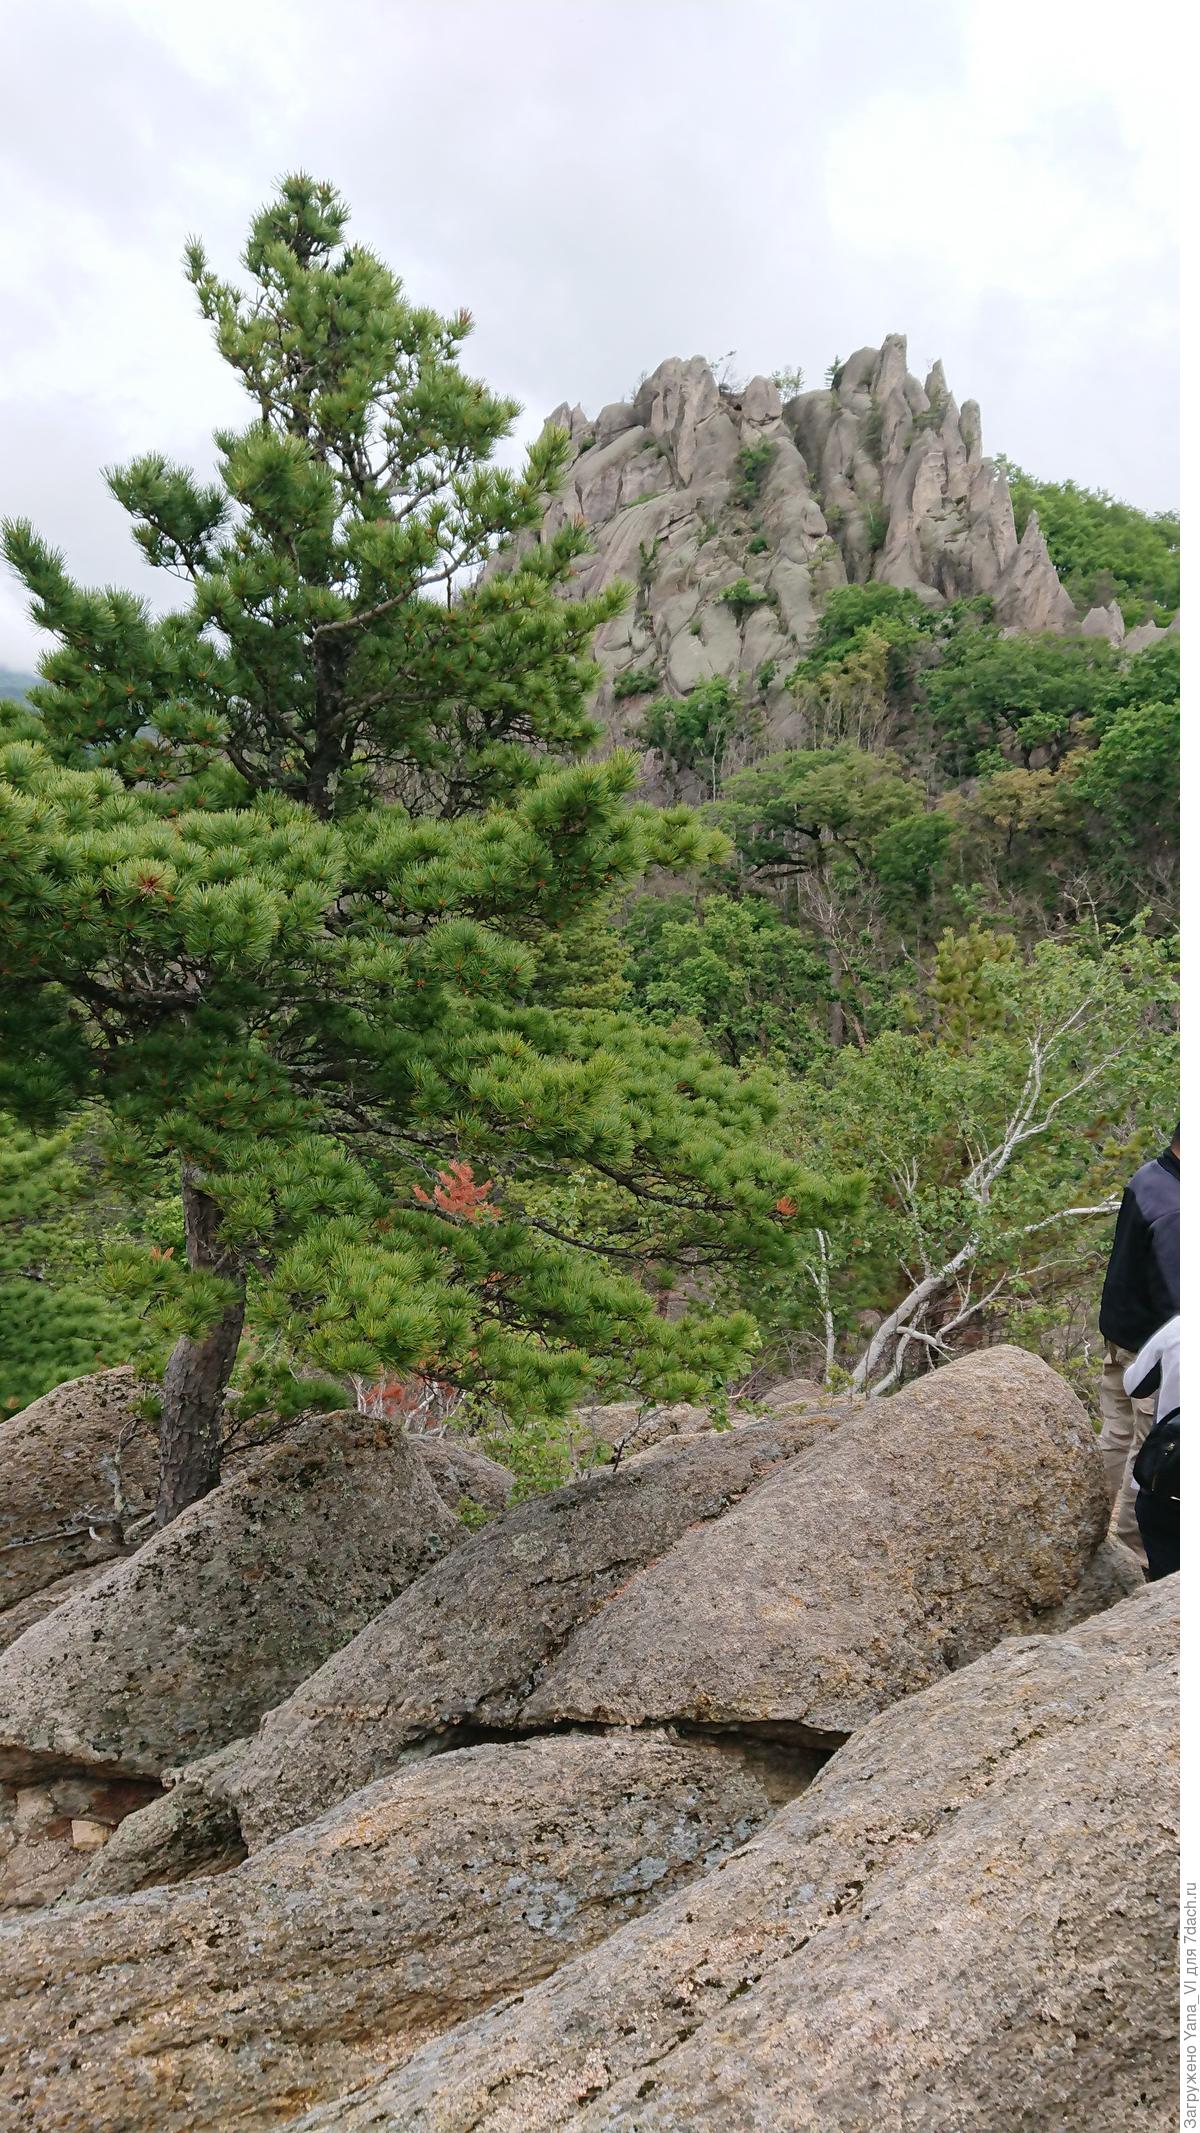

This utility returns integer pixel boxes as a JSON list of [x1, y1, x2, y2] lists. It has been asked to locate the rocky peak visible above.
[[504, 342, 1085, 774]]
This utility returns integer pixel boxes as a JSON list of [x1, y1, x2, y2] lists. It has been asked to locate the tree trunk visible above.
[[826, 936, 845, 1048], [155, 1170, 246, 1527]]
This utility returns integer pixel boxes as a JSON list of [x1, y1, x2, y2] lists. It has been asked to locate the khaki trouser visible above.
[[1098, 1343, 1155, 1562]]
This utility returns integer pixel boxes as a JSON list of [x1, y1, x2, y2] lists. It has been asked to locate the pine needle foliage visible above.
[[0, 178, 851, 1507]]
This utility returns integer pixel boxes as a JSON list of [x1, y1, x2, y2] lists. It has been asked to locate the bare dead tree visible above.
[[848, 998, 1124, 1397]]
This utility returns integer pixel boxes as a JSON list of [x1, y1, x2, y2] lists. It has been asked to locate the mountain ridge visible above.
[[501, 336, 1173, 777]]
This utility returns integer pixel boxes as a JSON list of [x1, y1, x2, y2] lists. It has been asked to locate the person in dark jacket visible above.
[[1098, 1125, 1180, 1558]]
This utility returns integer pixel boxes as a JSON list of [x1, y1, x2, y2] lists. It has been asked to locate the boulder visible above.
[[0, 1732, 778, 2133], [65, 1742, 249, 1901], [0, 1410, 460, 1788], [296, 1580, 1178, 2133], [518, 1346, 1109, 1737], [232, 1349, 1109, 1852], [231, 1411, 828, 1848], [0, 1564, 116, 1656], [0, 1369, 155, 1622], [408, 1434, 514, 1519]]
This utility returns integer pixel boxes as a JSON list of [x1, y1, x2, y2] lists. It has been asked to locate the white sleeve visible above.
[[1124, 1327, 1165, 1401]]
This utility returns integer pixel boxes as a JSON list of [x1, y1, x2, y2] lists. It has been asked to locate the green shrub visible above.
[[635, 676, 744, 795], [861, 400, 884, 459], [719, 576, 774, 619], [748, 534, 769, 555], [864, 502, 889, 552], [637, 536, 661, 589], [735, 442, 776, 509], [612, 667, 659, 700]]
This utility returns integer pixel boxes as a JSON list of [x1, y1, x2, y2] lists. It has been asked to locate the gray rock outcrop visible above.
[[0, 1732, 777, 2133], [1080, 598, 1127, 643], [502, 339, 1084, 789], [0, 1411, 460, 1788], [289, 1579, 1178, 2133], [0, 1369, 155, 1624], [231, 1347, 1108, 1852], [993, 508, 1080, 633]]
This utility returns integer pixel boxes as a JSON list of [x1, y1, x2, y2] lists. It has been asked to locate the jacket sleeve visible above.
[[1124, 1332, 1163, 1402]]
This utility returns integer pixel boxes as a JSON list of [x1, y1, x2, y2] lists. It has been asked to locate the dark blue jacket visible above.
[[1099, 1147, 1180, 1355]]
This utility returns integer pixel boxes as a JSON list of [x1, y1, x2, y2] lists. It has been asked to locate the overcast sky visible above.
[[0, 0, 1178, 668]]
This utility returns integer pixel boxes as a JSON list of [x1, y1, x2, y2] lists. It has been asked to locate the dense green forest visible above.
[[0, 179, 1179, 1509]]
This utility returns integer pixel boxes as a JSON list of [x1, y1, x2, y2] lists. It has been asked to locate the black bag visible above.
[[1133, 1412, 1180, 1499]]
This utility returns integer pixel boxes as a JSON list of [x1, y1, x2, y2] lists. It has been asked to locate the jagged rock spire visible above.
[[493, 343, 1082, 780]]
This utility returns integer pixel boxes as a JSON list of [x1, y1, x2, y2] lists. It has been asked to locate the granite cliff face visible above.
[[502, 336, 1082, 768]]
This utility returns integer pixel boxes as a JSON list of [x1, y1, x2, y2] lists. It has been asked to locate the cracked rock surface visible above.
[[0, 1731, 782, 2133], [286, 1579, 1178, 2133], [231, 1347, 1108, 1852], [230, 1409, 829, 1849]]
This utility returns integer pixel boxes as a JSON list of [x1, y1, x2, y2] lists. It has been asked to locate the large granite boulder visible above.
[[232, 1347, 1108, 1851], [231, 1411, 826, 1847], [0, 1410, 460, 1788], [0, 1732, 777, 2133], [407, 1434, 514, 1519], [289, 1580, 1177, 2133], [519, 1345, 1108, 1737], [0, 1369, 155, 1625]]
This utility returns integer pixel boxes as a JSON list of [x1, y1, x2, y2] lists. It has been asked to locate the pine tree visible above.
[[1, 178, 850, 1521], [0, 1110, 146, 1413]]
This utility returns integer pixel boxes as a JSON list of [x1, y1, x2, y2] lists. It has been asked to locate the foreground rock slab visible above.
[[233, 1347, 1107, 1849], [289, 1579, 1178, 2133], [0, 1411, 460, 1789], [0, 1732, 777, 2133]]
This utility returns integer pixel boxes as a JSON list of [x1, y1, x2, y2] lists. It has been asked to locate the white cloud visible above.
[[0, 0, 1177, 666]]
